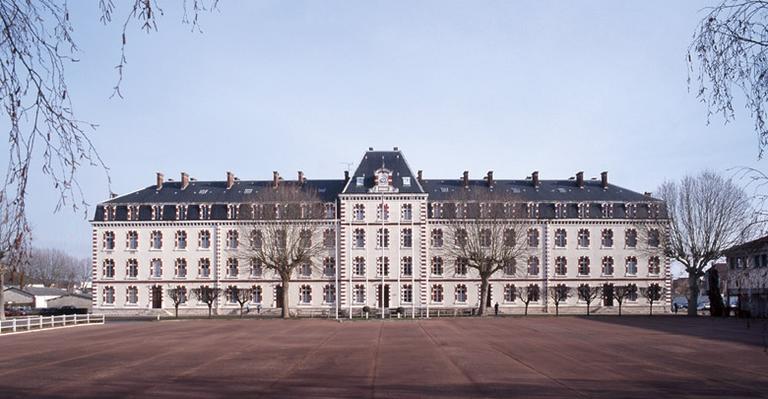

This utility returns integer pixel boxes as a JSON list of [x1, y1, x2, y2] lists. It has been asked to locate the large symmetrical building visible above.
[[91, 148, 670, 316]]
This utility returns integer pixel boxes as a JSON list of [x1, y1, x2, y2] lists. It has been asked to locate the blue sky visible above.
[[3, 1, 761, 259]]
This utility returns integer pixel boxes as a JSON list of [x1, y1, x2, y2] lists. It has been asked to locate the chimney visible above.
[[644, 191, 652, 197], [272, 171, 280, 188], [576, 171, 584, 188], [600, 171, 608, 189], [344, 170, 350, 183], [181, 172, 190, 190], [393, 146, 399, 151], [486, 170, 494, 187], [298, 171, 305, 184], [417, 170, 423, 182], [532, 171, 539, 188], [110, 192, 118, 199], [226, 171, 235, 190], [156, 172, 164, 190], [462, 171, 469, 188]]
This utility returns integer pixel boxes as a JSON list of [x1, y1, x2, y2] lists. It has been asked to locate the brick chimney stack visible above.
[[532, 171, 539, 188], [462, 171, 469, 188], [344, 170, 349, 183], [576, 171, 584, 188], [600, 171, 608, 189], [181, 172, 190, 190], [417, 170, 423, 182], [298, 171, 305, 184], [486, 170, 494, 187], [156, 172, 164, 190], [272, 171, 280, 188], [226, 171, 235, 190]]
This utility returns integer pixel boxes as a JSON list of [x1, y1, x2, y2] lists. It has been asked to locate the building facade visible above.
[[91, 148, 670, 316], [723, 237, 768, 317]]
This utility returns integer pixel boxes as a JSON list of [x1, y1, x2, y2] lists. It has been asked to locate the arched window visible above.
[[527, 228, 540, 247], [455, 284, 468, 303], [323, 284, 336, 304], [601, 229, 613, 248], [227, 258, 239, 277], [431, 256, 444, 276], [376, 257, 389, 276], [601, 256, 614, 276], [103, 231, 115, 250], [150, 231, 162, 249], [103, 259, 115, 278], [353, 257, 366, 276], [175, 231, 187, 249], [199, 230, 211, 249], [199, 258, 211, 278], [151, 259, 163, 278], [625, 256, 638, 275], [103, 286, 115, 304], [126, 286, 138, 304], [527, 256, 540, 275], [323, 257, 335, 276], [455, 257, 468, 276], [554, 229, 567, 248], [353, 228, 365, 248], [227, 230, 239, 249], [503, 259, 517, 276], [353, 284, 366, 304], [353, 204, 365, 221], [555, 257, 567, 276], [578, 229, 590, 248], [625, 229, 637, 248], [578, 256, 590, 276], [431, 285, 444, 303], [431, 229, 444, 247], [175, 258, 188, 278], [504, 284, 516, 302], [126, 231, 138, 250], [126, 259, 138, 278], [299, 285, 312, 304], [649, 256, 661, 275]]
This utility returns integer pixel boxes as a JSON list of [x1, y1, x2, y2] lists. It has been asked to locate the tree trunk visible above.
[[240, 305, 244, 318], [555, 302, 559, 316], [478, 277, 489, 316], [524, 303, 529, 316], [618, 302, 622, 316], [281, 277, 291, 319], [208, 304, 213, 318], [0, 271, 5, 321], [687, 273, 700, 316], [175, 304, 179, 318], [586, 302, 590, 316], [649, 301, 654, 316]]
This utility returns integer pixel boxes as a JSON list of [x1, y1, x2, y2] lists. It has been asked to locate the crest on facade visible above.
[[369, 167, 398, 193]]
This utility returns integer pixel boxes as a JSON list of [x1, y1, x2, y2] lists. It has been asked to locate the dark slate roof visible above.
[[723, 235, 768, 256], [342, 150, 425, 194], [104, 179, 345, 205], [421, 179, 659, 203], [23, 286, 68, 296]]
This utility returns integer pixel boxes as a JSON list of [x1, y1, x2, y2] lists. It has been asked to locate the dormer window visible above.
[[104, 205, 116, 221], [526, 202, 538, 219], [403, 177, 411, 186], [578, 203, 589, 219], [177, 205, 187, 221], [128, 205, 140, 221], [152, 205, 163, 221], [228, 204, 238, 220], [324, 203, 335, 219], [601, 203, 613, 218], [625, 203, 637, 218], [554, 203, 567, 218], [356, 176, 364, 187], [200, 204, 211, 220]]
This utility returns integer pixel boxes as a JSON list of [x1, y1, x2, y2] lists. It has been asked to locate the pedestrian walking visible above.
[[494, 302, 499, 316]]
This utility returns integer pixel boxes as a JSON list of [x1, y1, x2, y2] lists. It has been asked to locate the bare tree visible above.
[[641, 283, 664, 316], [0, 1, 218, 297], [689, 0, 768, 157], [612, 284, 637, 316], [238, 185, 331, 319], [658, 171, 754, 315], [0, 196, 29, 321], [226, 286, 252, 318], [517, 284, 540, 316], [191, 285, 221, 318], [441, 190, 531, 316], [549, 284, 571, 316], [167, 286, 187, 318], [577, 284, 601, 316]]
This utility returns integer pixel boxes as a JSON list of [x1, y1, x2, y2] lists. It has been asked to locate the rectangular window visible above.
[[401, 204, 413, 221], [401, 257, 413, 276], [127, 231, 138, 250], [402, 284, 413, 303], [401, 228, 412, 248]]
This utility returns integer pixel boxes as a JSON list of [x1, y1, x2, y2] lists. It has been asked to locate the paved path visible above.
[[0, 316, 766, 398]]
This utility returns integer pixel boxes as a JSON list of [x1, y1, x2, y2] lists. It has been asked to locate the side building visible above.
[[723, 236, 768, 317], [91, 148, 670, 316]]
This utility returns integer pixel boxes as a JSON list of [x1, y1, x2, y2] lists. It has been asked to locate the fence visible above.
[[0, 314, 105, 335]]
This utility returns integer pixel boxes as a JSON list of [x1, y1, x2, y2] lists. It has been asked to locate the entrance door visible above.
[[377, 284, 390, 308], [152, 286, 163, 309], [603, 284, 614, 306], [275, 285, 284, 308], [486, 285, 493, 308]]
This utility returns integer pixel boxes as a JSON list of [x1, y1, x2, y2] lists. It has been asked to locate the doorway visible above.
[[603, 284, 614, 306], [377, 284, 390, 308], [152, 285, 163, 309], [275, 285, 284, 308]]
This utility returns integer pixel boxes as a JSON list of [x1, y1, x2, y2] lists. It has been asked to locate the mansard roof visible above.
[[103, 179, 345, 205], [342, 149, 425, 194], [421, 179, 659, 203]]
